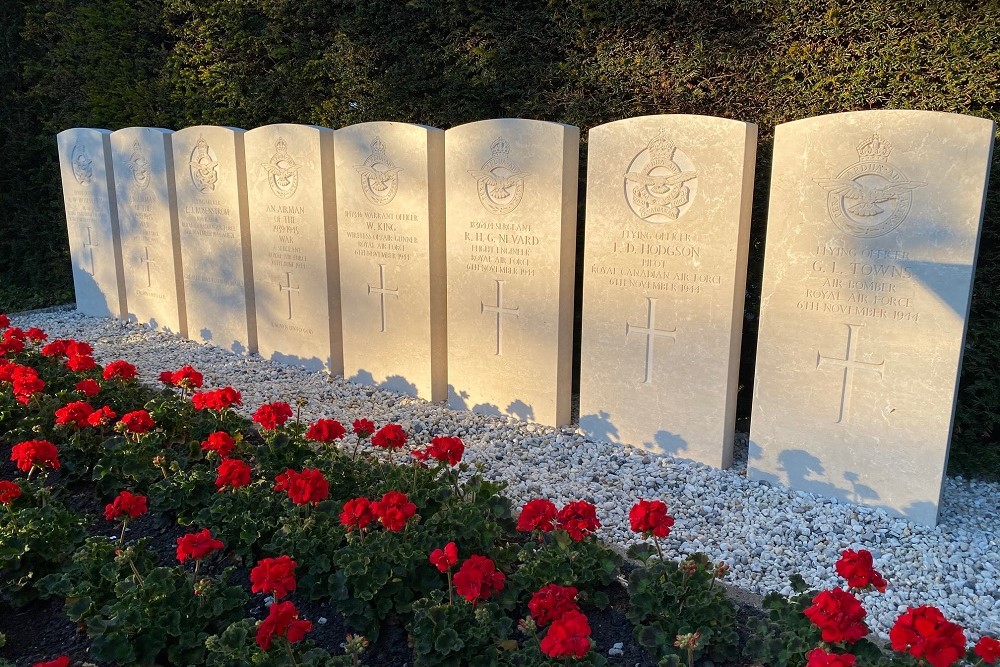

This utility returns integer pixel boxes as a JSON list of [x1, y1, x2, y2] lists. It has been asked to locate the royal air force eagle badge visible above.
[[469, 137, 527, 215], [70, 143, 94, 186], [623, 132, 698, 223], [262, 137, 300, 199], [188, 136, 219, 193], [816, 134, 926, 238], [128, 141, 151, 190], [354, 137, 401, 206]]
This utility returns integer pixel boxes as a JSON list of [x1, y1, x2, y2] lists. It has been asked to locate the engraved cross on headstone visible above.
[[481, 279, 519, 356], [279, 272, 300, 320], [367, 264, 399, 333], [625, 296, 676, 384], [83, 226, 98, 276], [139, 246, 155, 287], [816, 323, 885, 424]]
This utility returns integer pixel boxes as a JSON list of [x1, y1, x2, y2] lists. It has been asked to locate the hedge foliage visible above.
[[1, 0, 998, 474]]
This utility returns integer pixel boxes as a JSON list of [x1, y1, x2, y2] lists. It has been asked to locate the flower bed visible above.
[[0, 313, 998, 667]]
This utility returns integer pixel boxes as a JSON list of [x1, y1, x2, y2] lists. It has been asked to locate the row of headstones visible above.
[[57, 112, 996, 525]]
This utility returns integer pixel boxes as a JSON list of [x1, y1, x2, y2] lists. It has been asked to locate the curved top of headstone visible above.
[[776, 108, 995, 132], [111, 127, 173, 136], [447, 118, 579, 135], [173, 125, 245, 137], [336, 121, 442, 135], [245, 123, 332, 137], [58, 127, 111, 139], [590, 113, 755, 136]]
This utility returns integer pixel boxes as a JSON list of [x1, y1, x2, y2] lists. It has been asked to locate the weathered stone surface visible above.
[[749, 110, 996, 525], [579, 115, 757, 468], [172, 126, 256, 354], [57, 128, 126, 319], [110, 127, 186, 335], [335, 122, 446, 400], [445, 119, 579, 426], [244, 124, 342, 374]]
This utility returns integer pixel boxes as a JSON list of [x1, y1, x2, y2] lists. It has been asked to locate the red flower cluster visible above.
[[274, 468, 329, 506], [352, 418, 375, 438], [202, 431, 236, 457], [890, 605, 967, 667], [216, 459, 252, 491], [191, 387, 242, 411], [372, 490, 417, 531], [55, 400, 95, 428], [1, 363, 45, 404], [305, 418, 346, 442], [160, 365, 204, 389], [806, 648, 857, 667], [412, 436, 465, 466], [516, 499, 558, 533], [75, 378, 101, 396], [253, 401, 293, 430], [251, 555, 297, 600], [340, 497, 376, 531], [0, 480, 22, 505], [87, 405, 116, 427], [65, 350, 96, 372], [453, 555, 505, 604], [10, 439, 60, 472], [102, 360, 138, 381], [0, 314, 8, 328], [629, 499, 674, 539], [24, 327, 46, 343], [0, 327, 26, 355], [540, 610, 592, 659], [104, 490, 148, 521], [119, 409, 154, 434], [176, 528, 224, 563], [31, 658, 70, 667], [429, 542, 459, 572], [804, 588, 869, 644], [372, 423, 407, 450], [835, 549, 887, 593], [256, 600, 312, 650], [556, 500, 601, 541], [529, 584, 580, 626], [976, 637, 1000, 663]]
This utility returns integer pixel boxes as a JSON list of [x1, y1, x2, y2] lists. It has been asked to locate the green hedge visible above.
[[2, 0, 998, 474]]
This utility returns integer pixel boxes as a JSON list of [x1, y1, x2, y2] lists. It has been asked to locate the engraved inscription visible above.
[[279, 272, 300, 320], [128, 141, 151, 190], [367, 263, 399, 332], [625, 296, 676, 384], [816, 323, 885, 424], [623, 132, 698, 223], [262, 137, 300, 199], [469, 137, 527, 215], [481, 279, 519, 356], [140, 246, 156, 288], [188, 136, 219, 193], [816, 134, 926, 238], [355, 137, 401, 206], [71, 143, 94, 185]]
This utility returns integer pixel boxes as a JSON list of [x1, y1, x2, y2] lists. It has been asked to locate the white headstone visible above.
[[579, 115, 757, 468], [244, 124, 342, 374], [335, 122, 446, 400], [110, 127, 186, 335], [445, 119, 579, 427], [57, 128, 127, 319], [749, 110, 996, 524], [172, 126, 255, 354]]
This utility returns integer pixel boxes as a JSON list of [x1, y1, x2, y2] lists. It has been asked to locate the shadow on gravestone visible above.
[[268, 351, 326, 374], [506, 400, 535, 422], [652, 429, 689, 458], [748, 439, 883, 506], [579, 411, 621, 445], [72, 269, 111, 320], [900, 260, 977, 318], [197, 326, 248, 356], [447, 384, 503, 418], [348, 369, 420, 399]]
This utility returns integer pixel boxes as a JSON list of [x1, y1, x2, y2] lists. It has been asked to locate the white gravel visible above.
[[8, 308, 1000, 641]]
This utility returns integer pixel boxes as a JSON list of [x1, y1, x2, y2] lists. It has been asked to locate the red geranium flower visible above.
[[65, 340, 93, 357], [274, 468, 329, 506], [556, 500, 601, 541], [836, 549, 887, 593], [253, 401, 294, 430], [372, 423, 407, 450], [66, 354, 96, 372], [430, 542, 459, 572], [371, 490, 417, 531], [453, 555, 505, 604], [806, 648, 857, 667], [104, 490, 148, 520], [540, 609, 591, 659], [352, 418, 375, 438], [422, 436, 464, 465], [0, 313, 8, 328], [215, 458, 252, 491], [75, 378, 101, 396], [12, 366, 45, 403], [629, 499, 674, 539], [340, 497, 375, 531], [87, 405, 116, 427], [119, 409, 155, 434], [176, 528, 224, 563], [975, 637, 1000, 664], [517, 499, 558, 533], [24, 327, 47, 342], [41, 339, 69, 357], [0, 480, 22, 505], [55, 400, 95, 428], [192, 387, 242, 410], [102, 360, 138, 381], [32, 658, 70, 667], [166, 365, 204, 389], [890, 606, 967, 667], [251, 555, 297, 600], [256, 600, 312, 651], [804, 588, 869, 644], [529, 584, 580, 627], [305, 418, 346, 442], [201, 431, 236, 457], [10, 439, 60, 472]]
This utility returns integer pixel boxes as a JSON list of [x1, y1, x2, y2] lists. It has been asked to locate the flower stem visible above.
[[653, 536, 664, 561], [447, 570, 453, 606], [194, 559, 201, 578], [120, 518, 129, 544], [285, 639, 299, 667]]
